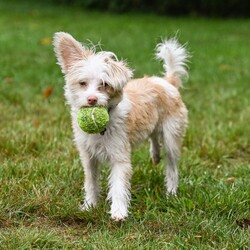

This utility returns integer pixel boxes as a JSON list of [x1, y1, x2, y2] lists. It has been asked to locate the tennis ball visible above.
[[77, 106, 109, 134]]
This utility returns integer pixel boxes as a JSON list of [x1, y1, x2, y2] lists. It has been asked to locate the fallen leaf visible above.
[[40, 37, 52, 46], [226, 177, 236, 182], [43, 87, 53, 98], [4, 77, 14, 84], [236, 218, 250, 228], [33, 119, 40, 128]]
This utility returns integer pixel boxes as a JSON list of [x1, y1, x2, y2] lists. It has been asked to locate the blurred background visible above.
[[0, 0, 249, 249], [17, 0, 250, 17]]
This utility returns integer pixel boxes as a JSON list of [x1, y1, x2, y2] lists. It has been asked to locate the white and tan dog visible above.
[[53, 32, 189, 221]]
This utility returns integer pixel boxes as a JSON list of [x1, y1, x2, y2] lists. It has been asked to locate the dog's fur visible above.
[[53, 32, 189, 221]]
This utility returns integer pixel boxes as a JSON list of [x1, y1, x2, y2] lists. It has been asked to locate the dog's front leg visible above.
[[79, 150, 100, 211], [108, 161, 132, 221]]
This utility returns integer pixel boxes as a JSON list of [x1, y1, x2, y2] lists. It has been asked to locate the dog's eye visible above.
[[79, 81, 87, 86], [98, 82, 109, 91]]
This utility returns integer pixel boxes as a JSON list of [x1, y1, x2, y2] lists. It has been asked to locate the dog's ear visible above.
[[53, 32, 88, 74], [104, 52, 133, 90]]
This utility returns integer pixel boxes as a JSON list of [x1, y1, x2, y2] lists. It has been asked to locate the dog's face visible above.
[[53, 32, 133, 110]]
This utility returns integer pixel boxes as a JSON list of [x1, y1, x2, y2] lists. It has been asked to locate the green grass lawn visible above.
[[0, 1, 250, 249]]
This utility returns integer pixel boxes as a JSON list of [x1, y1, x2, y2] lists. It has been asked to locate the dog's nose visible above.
[[87, 96, 98, 105]]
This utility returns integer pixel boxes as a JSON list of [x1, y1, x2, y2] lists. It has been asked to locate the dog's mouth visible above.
[[80, 105, 95, 108], [80, 105, 103, 108]]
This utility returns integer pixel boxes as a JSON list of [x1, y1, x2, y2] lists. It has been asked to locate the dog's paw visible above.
[[151, 154, 161, 165], [166, 187, 177, 197], [111, 213, 127, 222], [110, 207, 128, 222], [166, 173, 178, 196], [79, 201, 95, 212]]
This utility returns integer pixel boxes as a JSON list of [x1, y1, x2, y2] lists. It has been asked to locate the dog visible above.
[[53, 32, 189, 221]]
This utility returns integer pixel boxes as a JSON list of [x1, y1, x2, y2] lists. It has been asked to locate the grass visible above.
[[0, 1, 250, 249]]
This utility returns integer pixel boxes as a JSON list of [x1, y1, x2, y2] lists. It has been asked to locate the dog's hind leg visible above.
[[149, 132, 161, 165], [162, 114, 187, 195]]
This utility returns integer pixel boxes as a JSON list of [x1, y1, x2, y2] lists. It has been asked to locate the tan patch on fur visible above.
[[106, 85, 121, 99], [57, 37, 85, 71], [61, 45, 93, 70], [83, 50, 94, 58], [54, 32, 94, 73], [124, 77, 185, 144], [164, 76, 180, 88]]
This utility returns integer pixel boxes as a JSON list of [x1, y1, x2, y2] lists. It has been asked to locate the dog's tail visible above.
[[156, 38, 189, 88]]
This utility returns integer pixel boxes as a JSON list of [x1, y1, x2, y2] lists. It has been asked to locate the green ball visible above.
[[77, 106, 109, 134]]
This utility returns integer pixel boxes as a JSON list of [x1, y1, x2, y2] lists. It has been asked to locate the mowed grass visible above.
[[0, 1, 250, 249]]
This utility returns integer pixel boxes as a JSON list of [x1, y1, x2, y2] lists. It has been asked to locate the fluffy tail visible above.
[[156, 38, 189, 88]]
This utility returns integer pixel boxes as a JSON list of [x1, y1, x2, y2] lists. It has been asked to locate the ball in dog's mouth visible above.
[[77, 106, 109, 134]]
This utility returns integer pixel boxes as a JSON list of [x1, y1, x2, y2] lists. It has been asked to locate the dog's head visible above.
[[53, 32, 133, 110]]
